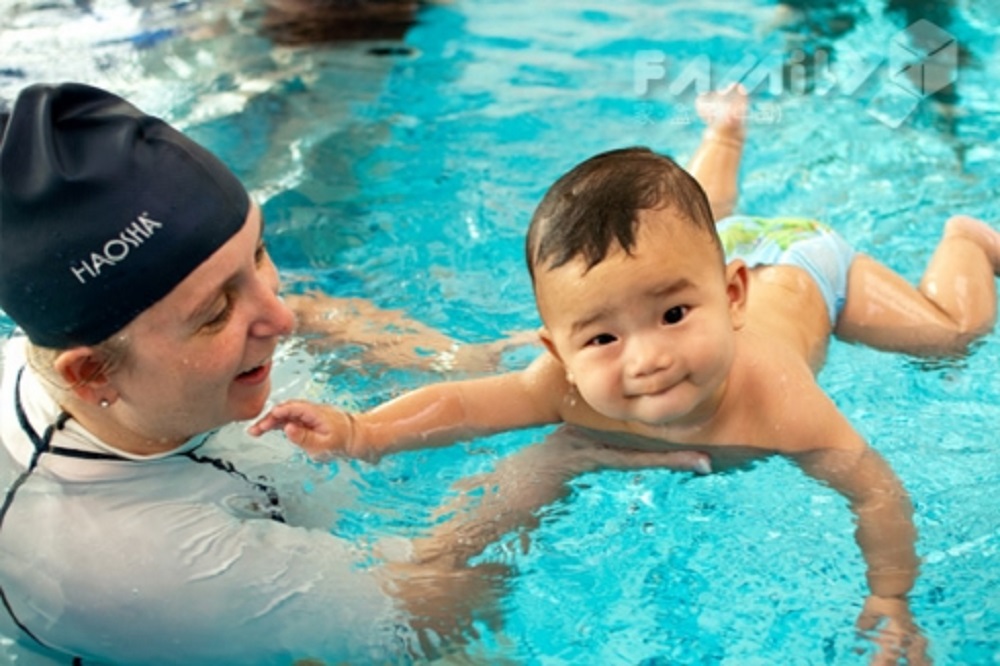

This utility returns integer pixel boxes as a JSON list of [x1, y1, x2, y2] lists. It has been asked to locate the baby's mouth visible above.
[[628, 377, 682, 399]]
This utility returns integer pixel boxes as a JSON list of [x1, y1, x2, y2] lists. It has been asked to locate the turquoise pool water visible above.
[[1, 0, 998, 663]]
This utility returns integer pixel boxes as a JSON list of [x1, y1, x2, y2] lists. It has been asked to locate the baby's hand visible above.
[[856, 595, 929, 666], [249, 400, 375, 462]]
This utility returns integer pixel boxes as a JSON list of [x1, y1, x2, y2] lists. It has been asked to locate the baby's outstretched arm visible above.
[[251, 355, 568, 460], [248, 401, 369, 460], [798, 442, 919, 596]]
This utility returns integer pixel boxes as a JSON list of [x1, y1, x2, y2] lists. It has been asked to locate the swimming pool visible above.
[[1, 0, 998, 663]]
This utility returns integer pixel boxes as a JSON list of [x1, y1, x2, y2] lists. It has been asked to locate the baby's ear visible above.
[[538, 327, 563, 362], [725, 259, 749, 329]]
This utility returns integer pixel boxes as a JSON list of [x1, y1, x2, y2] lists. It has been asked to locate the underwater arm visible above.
[[408, 428, 712, 568], [380, 431, 712, 655], [796, 438, 919, 598], [793, 411, 927, 663], [286, 292, 538, 373]]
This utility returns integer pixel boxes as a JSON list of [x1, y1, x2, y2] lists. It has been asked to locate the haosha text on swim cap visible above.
[[0, 83, 249, 348]]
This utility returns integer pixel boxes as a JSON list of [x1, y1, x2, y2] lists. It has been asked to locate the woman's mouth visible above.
[[235, 360, 271, 385]]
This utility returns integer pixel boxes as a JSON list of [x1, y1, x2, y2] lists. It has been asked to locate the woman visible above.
[[0, 82, 706, 664]]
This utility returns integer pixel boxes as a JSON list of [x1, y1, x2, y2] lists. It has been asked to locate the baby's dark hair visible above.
[[526, 147, 721, 281]]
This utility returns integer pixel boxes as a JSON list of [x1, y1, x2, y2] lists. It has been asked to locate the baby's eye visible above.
[[587, 333, 617, 347], [663, 306, 688, 325]]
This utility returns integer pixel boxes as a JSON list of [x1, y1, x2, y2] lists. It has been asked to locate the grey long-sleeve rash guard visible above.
[[0, 337, 407, 665]]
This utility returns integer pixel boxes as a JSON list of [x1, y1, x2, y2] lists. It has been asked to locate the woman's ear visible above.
[[725, 259, 750, 329], [53, 348, 117, 406]]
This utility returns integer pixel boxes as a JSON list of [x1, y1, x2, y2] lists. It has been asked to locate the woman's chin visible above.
[[230, 386, 272, 422]]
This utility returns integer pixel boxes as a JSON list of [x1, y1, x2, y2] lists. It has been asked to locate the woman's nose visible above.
[[250, 270, 296, 338], [261, 293, 295, 337]]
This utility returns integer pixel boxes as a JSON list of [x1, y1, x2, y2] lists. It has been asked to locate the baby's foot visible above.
[[945, 215, 1000, 274], [696, 83, 748, 143]]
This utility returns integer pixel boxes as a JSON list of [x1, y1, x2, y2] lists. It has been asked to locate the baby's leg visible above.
[[687, 84, 747, 221], [835, 216, 999, 355]]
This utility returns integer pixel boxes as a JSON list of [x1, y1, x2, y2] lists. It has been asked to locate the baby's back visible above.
[[744, 264, 834, 373]]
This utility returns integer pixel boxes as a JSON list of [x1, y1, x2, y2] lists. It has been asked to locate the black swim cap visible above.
[[0, 82, 249, 348], [0, 99, 10, 140]]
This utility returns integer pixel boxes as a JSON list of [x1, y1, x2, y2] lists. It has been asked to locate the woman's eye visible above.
[[663, 306, 688, 325], [204, 297, 234, 330], [587, 333, 617, 347], [254, 242, 268, 266]]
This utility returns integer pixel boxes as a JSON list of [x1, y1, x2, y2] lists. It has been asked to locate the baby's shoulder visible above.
[[729, 347, 846, 448], [733, 334, 817, 394], [524, 350, 570, 385]]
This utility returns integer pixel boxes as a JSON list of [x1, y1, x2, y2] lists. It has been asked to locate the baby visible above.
[[254, 88, 999, 663]]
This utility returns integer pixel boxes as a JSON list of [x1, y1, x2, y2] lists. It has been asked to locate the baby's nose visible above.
[[625, 336, 673, 377]]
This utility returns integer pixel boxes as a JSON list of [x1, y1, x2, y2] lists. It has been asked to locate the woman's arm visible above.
[[286, 292, 537, 373], [408, 428, 712, 568]]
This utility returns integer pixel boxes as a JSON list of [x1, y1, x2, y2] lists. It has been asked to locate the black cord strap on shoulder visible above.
[[0, 366, 284, 664], [0, 367, 73, 653], [183, 451, 286, 523]]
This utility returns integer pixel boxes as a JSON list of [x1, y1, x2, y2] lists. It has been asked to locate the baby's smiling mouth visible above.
[[627, 376, 683, 399]]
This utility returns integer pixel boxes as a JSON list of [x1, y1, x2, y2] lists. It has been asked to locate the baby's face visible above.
[[536, 208, 745, 428]]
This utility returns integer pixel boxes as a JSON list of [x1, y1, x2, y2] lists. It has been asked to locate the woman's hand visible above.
[[408, 428, 712, 569], [566, 439, 712, 477]]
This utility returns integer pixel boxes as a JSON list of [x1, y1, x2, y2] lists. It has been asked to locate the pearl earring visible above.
[[99, 399, 110, 408]]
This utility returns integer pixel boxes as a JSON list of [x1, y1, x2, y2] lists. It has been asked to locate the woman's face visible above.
[[108, 204, 295, 445]]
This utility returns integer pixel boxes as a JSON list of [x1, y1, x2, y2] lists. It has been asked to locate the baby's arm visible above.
[[250, 353, 567, 460], [794, 433, 919, 598], [790, 402, 926, 662]]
